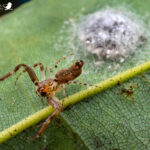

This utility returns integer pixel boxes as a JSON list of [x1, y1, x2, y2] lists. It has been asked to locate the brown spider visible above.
[[0, 55, 86, 140]]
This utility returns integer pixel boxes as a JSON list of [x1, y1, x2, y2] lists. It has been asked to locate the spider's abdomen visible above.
[[55, 60, 84, 84]]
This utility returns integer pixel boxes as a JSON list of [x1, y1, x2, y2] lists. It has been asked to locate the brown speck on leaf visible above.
[[121, 86, 135, 102], [116, 92, 120, 95], [93, 136, 104, 148]]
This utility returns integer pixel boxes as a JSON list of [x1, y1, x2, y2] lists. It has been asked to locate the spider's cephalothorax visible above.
[[0, 56, 87, 140], [37, 79, 59, 97]]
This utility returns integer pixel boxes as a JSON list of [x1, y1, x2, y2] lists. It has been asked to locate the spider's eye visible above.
[[37, 87, 46, 96], [40, 91, 46, 96]]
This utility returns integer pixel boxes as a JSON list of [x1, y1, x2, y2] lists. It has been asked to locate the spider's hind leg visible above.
[[28, 96, 62, 140], [69, 81, 91, 86], [54, 53, 74, 69], [45, 67, 53, 78], [69, 81, 99, 88]]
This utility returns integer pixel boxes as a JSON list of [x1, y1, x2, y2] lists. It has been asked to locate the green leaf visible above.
[[0, 0, 150, 149]]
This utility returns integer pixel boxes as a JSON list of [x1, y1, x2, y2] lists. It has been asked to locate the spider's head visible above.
[[37, 79, 58, 97]]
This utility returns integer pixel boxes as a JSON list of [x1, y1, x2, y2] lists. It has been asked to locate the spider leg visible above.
[[44, 54, 74, 80], [69, 81, 98, 87], [34, 89, 43, 103], [29, 96, 62, 140], [15, 62, 45, 85], [0, 64, 39, 86], [60, 84, 66, 104], [45, 67, 53, 78], [62, 84, 66, 98], [69, 81, 90, 86], [54, 53, 74, 69]]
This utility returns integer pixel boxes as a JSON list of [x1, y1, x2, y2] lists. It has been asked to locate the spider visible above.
[[0, 55, 86, 140]]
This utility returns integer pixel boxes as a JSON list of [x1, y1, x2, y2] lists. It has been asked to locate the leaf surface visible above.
[[0, 0, 150, 149]]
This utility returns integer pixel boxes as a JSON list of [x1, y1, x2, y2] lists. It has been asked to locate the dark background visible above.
[[0, 0, 30, 16]]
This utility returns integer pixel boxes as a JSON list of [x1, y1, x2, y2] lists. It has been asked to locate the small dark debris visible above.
[[13, 129, 17, 132], [121, 88, 133, 95], [93, 137, 104, 148], [55, 118, 62, 124], [116, 92, 120, 95], [139, 35, 147, 42], [42, 145, 48, 150], [121, 86, 136, 102], [83, 98, 91, 103], [9, 132, 13, 137], [117, 81, 121, 86], [64, 104, 73, 111]]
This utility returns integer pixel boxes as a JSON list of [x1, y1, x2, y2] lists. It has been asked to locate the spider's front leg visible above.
[[0, 64, 39, 86], [15, 62, 45, 85], [29, 96, 62, 140]]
